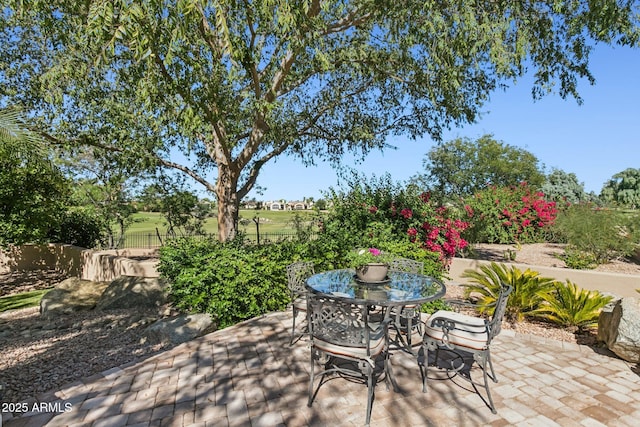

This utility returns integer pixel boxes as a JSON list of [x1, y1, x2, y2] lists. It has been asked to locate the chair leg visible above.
[[365, 366, 374, 427], [421, 342, 428, 393], [290, 306, 297, 345], [475, 351, 497, 414], [307, 350, 315, 407]]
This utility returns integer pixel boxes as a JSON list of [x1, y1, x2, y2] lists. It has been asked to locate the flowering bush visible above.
[[345, 247, 395, 267], [463, 182, 558, 244], [322, 173, 470, 271]]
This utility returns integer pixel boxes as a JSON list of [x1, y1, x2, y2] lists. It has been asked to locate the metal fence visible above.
[[112, 230, 316, 249]]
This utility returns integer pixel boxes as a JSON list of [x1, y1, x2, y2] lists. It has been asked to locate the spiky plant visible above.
[[532, 280, 613, 332], [461, 262, 556, 323]]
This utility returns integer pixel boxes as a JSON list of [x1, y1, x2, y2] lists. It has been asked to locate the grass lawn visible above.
[[123, 210, 318, 244], [0, 289, 51, 313]]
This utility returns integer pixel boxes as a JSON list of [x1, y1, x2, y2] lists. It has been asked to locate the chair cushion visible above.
[[313, 335, 386, 367], [424, 310, 490, 351]]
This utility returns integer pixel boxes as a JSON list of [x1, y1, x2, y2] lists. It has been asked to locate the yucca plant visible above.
[[461, 262, 556, 323], [532, 280, 613, 332]]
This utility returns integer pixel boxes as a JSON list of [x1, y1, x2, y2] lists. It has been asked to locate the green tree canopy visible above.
[[0, 108, 70, 246], [540, 168, 591, 204], [2, 1, 639, 241], [601, 168, 640, 208], [412, 135, 545, 202]]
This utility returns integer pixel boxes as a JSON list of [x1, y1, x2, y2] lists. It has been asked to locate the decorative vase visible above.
[[355, 263, 389, 282]]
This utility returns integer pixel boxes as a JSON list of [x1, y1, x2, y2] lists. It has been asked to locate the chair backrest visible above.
[[487, 284, 513, 342], [286, 261, 315, 295], [390, 258, 423, 274], [307, 294, 373, 349]]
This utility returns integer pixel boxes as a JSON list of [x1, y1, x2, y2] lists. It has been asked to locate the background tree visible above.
[[0, 108, 70, 246], [601, 168, 640, 208], [140, 177, 209, 237], [412, 135, 545, 202], [65, 148, 140, 248], [2, 1, 639, 241], [540, 168, 592, 204]]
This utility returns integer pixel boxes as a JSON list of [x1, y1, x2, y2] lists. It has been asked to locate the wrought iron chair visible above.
[[286, 261, 315, 345], [388, 258, 424, 350], [421, 283, 513, 413], [307, 293, 392, 427]]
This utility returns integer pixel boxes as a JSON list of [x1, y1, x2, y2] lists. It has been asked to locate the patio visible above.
[[3, 306, 639, 427]]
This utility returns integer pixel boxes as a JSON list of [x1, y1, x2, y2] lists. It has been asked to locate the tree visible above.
[[66, 148, 140, 248], [140, 178, 209, 237], [540, 168, 590, 204], [412, 135, 545, 202], [601, 168, 640, 208], [0, 108, 70, 246], [2, 1, 639, 241]]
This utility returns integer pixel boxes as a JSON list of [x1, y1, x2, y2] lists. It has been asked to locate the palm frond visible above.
[[461, 262, 555, 322], [532, 280, 613, 330]]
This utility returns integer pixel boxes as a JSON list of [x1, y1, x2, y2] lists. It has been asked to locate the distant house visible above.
[[288, 201, 310, 210], [267, 201, 285, 211]]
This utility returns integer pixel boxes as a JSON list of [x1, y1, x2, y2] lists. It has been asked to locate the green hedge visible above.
[[159, 237, 299, 329]]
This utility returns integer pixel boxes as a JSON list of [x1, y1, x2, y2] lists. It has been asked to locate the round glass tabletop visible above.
[[306, 269, 446, 306]]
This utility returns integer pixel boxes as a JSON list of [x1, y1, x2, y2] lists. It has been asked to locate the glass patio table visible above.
[[306, 268, 447, 352], [305, 268, 446, 307]]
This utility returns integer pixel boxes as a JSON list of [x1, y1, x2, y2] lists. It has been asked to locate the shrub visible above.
[[421, 298, 451, 314], [48, 208, 108, 248], [461, 262, 556, 322], [557, 248, 598, 270], [158, 237, 299, 328], [323, 173, 469, 269], [463, 182, 558, 244], [552, 203, 640, 264], [531, 280, 613, 331]]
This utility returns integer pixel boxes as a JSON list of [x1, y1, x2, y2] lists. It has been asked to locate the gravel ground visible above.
[[1, 244, 638, 406], [0, 305, 173, 405]]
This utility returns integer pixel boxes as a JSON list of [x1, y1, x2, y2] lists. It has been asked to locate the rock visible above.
[[142, 313, 215, 345], [95, 276, 169, 311], [40, 277, 109, 318], [598, 297, 640, 363]]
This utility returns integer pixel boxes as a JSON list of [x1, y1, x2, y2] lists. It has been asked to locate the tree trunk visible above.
[[215, 165, 240, 242]]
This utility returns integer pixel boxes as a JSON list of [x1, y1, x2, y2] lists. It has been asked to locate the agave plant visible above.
[[461, 262, 556, 323], [532, 280, 613, 332]]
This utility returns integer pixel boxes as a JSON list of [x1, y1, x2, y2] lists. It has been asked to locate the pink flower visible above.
[[368, 248, 381, 256], [400, 208, 413, 219], [369, 206, 378, 214]]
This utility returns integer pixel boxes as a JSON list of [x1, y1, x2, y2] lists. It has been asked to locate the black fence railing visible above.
[[111, 230, 317, 249]]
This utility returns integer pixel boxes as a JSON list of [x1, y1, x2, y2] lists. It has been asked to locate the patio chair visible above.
[[420, 283, 513, 413], [388, 258, 424, 350], [286, 261, 315, 345], [307, 293, 392, 427]]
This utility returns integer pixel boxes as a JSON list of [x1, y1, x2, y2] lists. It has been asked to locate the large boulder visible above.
[[96, 276, 169, 311], [142, 313, 215, 345], [598, 297, 640, 363], [40, 277, 109, 318]]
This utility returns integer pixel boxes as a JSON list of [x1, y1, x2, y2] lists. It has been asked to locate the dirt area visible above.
[[465, 242, 640, 275]]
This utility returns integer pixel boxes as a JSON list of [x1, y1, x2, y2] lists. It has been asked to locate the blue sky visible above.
[[247, 43, 639, 202]]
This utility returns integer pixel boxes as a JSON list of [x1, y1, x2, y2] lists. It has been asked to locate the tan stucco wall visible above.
[[448, 258, 640, 298], [0, 244, 159, 282]]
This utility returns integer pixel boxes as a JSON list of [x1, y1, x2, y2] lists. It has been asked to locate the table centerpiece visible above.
[[347, 247, 394, 283]]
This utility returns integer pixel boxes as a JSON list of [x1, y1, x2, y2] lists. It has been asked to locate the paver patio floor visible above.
[[3, 308, 640, 427]]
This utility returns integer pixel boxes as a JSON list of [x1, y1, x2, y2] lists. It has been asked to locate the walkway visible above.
[[3, 309, 639, 427]]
